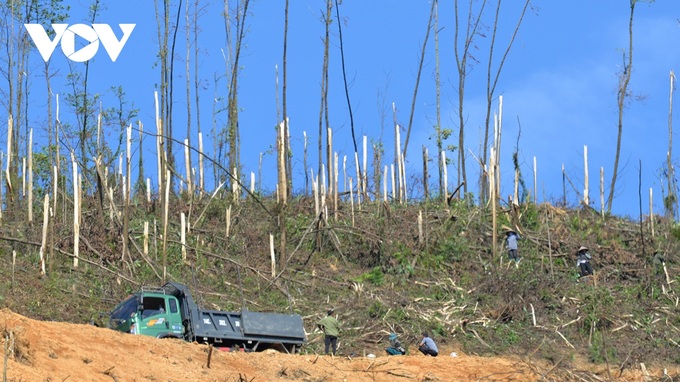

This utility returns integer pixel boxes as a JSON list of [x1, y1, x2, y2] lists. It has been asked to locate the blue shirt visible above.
[[421, 336, 438, 353], [507, 233, 519, 250]]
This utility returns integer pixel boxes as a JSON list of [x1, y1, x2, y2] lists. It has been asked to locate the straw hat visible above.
[[578, 246, 588, 252]]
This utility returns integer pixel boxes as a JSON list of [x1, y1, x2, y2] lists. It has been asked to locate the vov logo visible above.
[[24, 23, 136, 63]]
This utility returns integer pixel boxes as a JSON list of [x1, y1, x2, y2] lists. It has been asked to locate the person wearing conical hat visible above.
[[385, 333, 406, 355], [576, 246, 593, 277], [505, 228, 521, 264]]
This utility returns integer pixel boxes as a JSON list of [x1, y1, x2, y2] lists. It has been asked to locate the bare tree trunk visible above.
[[362, 136, 367, 200], [490, 148, 497, 258], [167, 0, 183, 192], [122, 125, 131, 263], [5, 116, 14, 207], [2, 1, 23, 210], [226, 0, 250, 190], [45, 62, 54, 204], [454, 0, 487, 198], [276, 122, 288, 271], [278, 0, 290, 269], [318, 0, 332, 196], [137, 121, 146, 202], [423, 146, 429, 199], [155, 91, 166, 219], [162, 169, 170, 282], [402, 0, 436, 158], [154, 0, 170, 207], [54, 95, 61, 228], [71, 152, 79, 268], [607, 0, 636, 213], [327, 128, 333, 206], [194, 0, 204, 194], [185, 0, 192, 195], [333, 0, 360, 185], [392, 103, 400, 202], [666, 71, 676, 219], [480, 0, 531, 204], [27, 128, 32, 224], [373, 143, 382, 200], [39, 194, 48, 275], [282, 0, 291, 201], [434, 0, 443, 200], [79, 0, 102, 183]]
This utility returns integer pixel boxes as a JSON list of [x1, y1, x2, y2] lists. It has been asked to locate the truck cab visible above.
[[108, 288, 185, 339], [108, 283, 306, 353]]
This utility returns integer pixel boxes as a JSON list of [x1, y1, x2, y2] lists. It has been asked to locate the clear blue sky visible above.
[[5, 0, 680, 218]]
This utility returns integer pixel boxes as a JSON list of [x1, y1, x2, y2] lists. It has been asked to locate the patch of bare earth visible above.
[[0, 309, 673, 381]]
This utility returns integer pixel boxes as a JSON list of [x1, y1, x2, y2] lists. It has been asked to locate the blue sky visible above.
[[5, 0, 680, 218]]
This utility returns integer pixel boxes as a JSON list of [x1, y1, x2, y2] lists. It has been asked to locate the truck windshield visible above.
[[110, 296, 137, 325], [141, 297, 167, 319]]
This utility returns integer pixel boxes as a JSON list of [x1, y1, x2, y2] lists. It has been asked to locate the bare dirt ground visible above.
[[0, 309, 674, 382]]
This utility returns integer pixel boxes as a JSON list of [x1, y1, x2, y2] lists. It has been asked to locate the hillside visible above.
[[0, 195, 679, 381]]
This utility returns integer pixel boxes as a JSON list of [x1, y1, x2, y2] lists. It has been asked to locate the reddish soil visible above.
[[0, 309, 672, 382]]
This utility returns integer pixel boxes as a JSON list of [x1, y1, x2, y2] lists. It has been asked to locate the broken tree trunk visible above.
[[28, 129, 33, 224], [71, 152, 79, 268], [144, 221, 149, 256], [181, 212, 187, 260], [423, 146, 429, 200], [39, 193, 49, 275]]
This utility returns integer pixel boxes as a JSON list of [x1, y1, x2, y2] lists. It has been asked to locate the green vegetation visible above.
[[0, 196, 678, 375]]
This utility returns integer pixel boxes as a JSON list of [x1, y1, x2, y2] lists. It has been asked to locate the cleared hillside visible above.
[[0, 195, 679, 381]]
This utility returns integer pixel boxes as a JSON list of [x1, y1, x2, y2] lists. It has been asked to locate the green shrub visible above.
[[495, 325, 520, 347], [671, 223, 680, 241], [355, 267, 385, 286], [367, 301, 387, 318]]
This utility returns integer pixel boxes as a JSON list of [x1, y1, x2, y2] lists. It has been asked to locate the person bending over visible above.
[[418, 332, 438, 357]]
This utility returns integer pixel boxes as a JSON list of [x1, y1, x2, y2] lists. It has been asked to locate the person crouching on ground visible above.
[[576, 246, 593, 277], [317, 308, 341, 355], [418, 332, 438, 357], [385, 333, 406, 355]]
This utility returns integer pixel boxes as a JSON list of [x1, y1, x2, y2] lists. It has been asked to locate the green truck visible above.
[[108, 282, 306, 353]]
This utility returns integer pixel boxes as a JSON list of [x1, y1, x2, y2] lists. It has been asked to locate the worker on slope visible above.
[[385, 333, 406, 355], [576, 246, 594, 278], [505, 228, 521, 264], [418, 332, 439, 357], [317, 308, 341, 355]]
